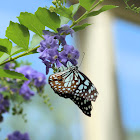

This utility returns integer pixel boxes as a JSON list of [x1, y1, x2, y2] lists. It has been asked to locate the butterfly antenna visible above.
[[79, 52, 85, 68]]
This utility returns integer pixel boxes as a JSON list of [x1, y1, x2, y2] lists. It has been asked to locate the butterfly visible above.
[[48, 66, 98, 117]]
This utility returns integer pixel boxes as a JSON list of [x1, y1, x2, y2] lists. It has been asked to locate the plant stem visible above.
[[0, 45, 40, 66], [123, 0, 131, 9], [70, 0, 104, 28]]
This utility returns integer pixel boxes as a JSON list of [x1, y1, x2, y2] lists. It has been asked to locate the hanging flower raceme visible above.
[[0, 62, 46, 122], [15, 65, 46, 100], [38, 24, 80, 74], [19, 81, 35, 100], [0, 93, 9, 122]]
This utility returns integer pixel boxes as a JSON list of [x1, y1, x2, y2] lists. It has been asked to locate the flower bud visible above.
[[52, 0, 56, 5], [49, 5, 56, 12]]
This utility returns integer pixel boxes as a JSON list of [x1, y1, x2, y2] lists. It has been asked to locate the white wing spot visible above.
[[76, 82, 79, 85], [84, 80, 89, 86], [72, 81, 75, 84], [88, 89, 91, 94], [84, 100, 87, 104], [91, 86, 95, 91], [64, 83, 68, 87], [84, 86, 87, 89], [91, 95, 94, 98], [79, 73, 84, 81], [79, 84, 84, 90], [76, 90, 79, 93]]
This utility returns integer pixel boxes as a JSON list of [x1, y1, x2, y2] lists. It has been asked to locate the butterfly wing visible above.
[[69, 94, 92, 117], [49, 69, 79, 98], [72, 70, 98, 102], [49, 67, 98, 117]]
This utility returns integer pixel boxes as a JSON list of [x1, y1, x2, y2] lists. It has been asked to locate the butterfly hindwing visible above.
[[69, 94, 92, 117], [49, 69, 79, 98]]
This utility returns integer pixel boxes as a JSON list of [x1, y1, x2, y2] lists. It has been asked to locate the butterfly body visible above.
[[49, 66, 98, 117]]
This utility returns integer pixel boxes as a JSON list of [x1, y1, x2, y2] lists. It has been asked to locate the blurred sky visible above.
[[0, 0, 140, 136]]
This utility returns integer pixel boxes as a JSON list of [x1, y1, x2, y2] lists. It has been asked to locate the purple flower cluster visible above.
[[7, 131, 30, 140], [0, 84, 9, 122], [16, 66, 46, 100], [38, 24, 80, 74], [0, 93, 9, 114]]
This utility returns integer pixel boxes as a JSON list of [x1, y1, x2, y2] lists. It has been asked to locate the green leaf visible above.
[[0, 39, 12, 55], [60, 16, 70, 26], [0, 52, 4, 57], [55, 6, 73, 19], [87, 5, 119, 17], [0, 69, 28, 80], [60, 4, 80, 26], [0, 46, 25, 63], [0, 45, 8, 53], [30, 34, 42, 49], [80, 0, 96, 11], [0, 53, 9, 63], [11, 46, 25, 56], [71, 3, 80, 16], [18, 12, 45, 38], [0, 39, 12, 54], [35, 8, 60, 32], [6, 21, 30, 50], [73, 23, 91, 32]]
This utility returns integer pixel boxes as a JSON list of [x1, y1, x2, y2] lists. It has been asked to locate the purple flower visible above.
[[42, 25, 74, 46], [15, 66, 36, 79], [60, 45, 80, 66], [39, 48, 49, 61], [40, 48, 62, 68], [7, 131, 30, 140], [54, 34, 66, 46], [4, 62, 15, 70], [42, 30, 67, 46], [19, 81, 34, 100], [42, 24, 74, 46], [0, 93, 9, 114], [43, 60, 51, 75], [37, 35, 59, 53], [57, 24, 74, 37], [33, 72, 46, 87]]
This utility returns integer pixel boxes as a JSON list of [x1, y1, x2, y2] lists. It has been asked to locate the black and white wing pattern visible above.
[[49, 66, 98, 117]]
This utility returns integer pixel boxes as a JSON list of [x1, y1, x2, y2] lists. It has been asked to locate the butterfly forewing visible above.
[[72, 71, 98, 102]]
